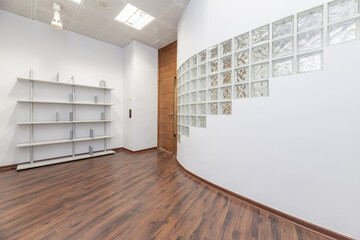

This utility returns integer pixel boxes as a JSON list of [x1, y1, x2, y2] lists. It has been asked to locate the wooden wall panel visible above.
[[158, 41, 177, 153]]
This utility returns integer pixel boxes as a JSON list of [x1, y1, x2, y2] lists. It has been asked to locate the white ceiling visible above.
[[0, 0, 189, 49]]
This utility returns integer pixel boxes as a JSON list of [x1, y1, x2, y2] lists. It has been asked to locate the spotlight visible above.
[[51, 3, 62, 29]]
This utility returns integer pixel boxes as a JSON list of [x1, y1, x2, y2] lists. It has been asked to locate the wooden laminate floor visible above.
[[0, 149, 331, 240]]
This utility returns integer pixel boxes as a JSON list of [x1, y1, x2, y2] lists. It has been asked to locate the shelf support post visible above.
[[104, 87, 107, 152], [72, 76, 76, 158], [29, 69, 34, 164]]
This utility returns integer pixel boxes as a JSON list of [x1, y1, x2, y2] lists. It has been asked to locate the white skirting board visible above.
[[16, 150, 115, 170]]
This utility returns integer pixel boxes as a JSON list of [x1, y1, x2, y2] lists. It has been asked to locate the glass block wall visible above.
[[177, 0, 360, 142]]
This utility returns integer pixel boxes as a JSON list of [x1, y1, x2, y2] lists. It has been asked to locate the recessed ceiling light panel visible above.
[[115, 4, 154, 30], [72, 0, 82, 3]]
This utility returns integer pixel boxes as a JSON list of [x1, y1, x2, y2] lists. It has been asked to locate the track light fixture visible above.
[[51, 3, 62, 30]]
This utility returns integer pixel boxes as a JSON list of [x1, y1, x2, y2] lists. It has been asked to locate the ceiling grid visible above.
[[0, 0, 189, 48]]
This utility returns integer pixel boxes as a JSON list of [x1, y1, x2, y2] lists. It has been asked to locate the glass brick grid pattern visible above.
[[176, 0, 360, 140]]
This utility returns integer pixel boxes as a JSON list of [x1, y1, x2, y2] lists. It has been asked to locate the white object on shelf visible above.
[[16, 150, 115, 170], [89, 146, 93, 156]]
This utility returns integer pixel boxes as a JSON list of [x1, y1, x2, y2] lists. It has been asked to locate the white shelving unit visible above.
[[16, 70, 115, 170]]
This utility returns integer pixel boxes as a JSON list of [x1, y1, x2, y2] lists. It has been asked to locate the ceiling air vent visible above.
[[96, 0, 109, 9]]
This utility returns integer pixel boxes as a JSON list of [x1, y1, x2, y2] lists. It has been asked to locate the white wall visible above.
[[123, 41, 158, 151], [177, 0, 360, 239], [0, 10, 124, 166]]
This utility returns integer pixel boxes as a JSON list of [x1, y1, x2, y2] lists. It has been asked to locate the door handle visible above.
[[168, 113, 175, 116]]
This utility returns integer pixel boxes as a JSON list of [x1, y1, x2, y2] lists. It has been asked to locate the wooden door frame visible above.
[[157, 41, 177, 154]]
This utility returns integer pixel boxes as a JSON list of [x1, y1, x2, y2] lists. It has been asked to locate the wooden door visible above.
[[158, 41, 177, 153]]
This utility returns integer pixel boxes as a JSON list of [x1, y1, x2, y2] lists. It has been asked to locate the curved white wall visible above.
[[177, 0, 360, 239]]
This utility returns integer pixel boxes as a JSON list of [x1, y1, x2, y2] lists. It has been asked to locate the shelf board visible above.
[[18, 120, 112, 125], [16, 150, 115, 170], [17, 135, 113, 148], [17, 77, 114, 90], [18, 100, 113, 106]]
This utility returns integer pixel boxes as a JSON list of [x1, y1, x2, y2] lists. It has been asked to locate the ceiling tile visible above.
[[75, 7, 109, 29], [158, 4, 184, 28], [132, 31, 158, 46], [102, 21, 139, 40], [71, 20, 103, 39], [130, 0, 174, 18], [99, 28, 131, 47], [36, 0, 78, 20], [82, 0, 127, 19], [0, 0, 31, 19], [160, 30, 177, 43], [142, 19, 174, 39]]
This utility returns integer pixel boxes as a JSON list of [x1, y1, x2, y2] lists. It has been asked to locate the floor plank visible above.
[[0, 149, 332, 240]]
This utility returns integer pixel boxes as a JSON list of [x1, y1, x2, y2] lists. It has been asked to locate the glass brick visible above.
[[235, 50, 249, 67], [185, 116, 189, 125], [221, 86, 232, 100], [186, 59, 190, 70], [272, 37, 294, 58], [198, 103, 206, 115], [180, 116, 185, 125], [185, 82, 190, 92], [190, 92, 197, 103], [191, 67, 197, 79], [198, 77, 207, 89], [298, 6, 323, 32], [208, 45, 218, 59], [208, 102, 218, 115], [208, 74, 218, 88], [328, 18, 359, 45], [190, 104, 197, 115], [221, 71, 232, 85], [184, 126, 189, 137], [184, 71, 190, 82], [208, 88, 218, 101], [273, 57, 294, 77], [208, 60, 219, 73], [221, 55, 232, 70], [190, 116, 197, 127], [234, 67, 249, 83], [234, 84, 249, 99], [198, 64, 207, 76], [297, 51, 323, 73], [177, 134, 181, 143], [272, 16, 294, 39], [191, 79, 197, 91], [198, 116, 206, 128], [191, 55, 197, 67], [198, 90, 207, 102], [221, 39, 232, 56], [252, 81, 269, 97], [235, 32, 249, 51], [328, 0, 359, 23], [252, 62, 269, 81], [252, 25, 269, 45], [220, 102, 232, 115], [297, 29, 323, 53], [252, 44, 269, 63], [184, 105, 189, 115], [199, 50, 207, 63]]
